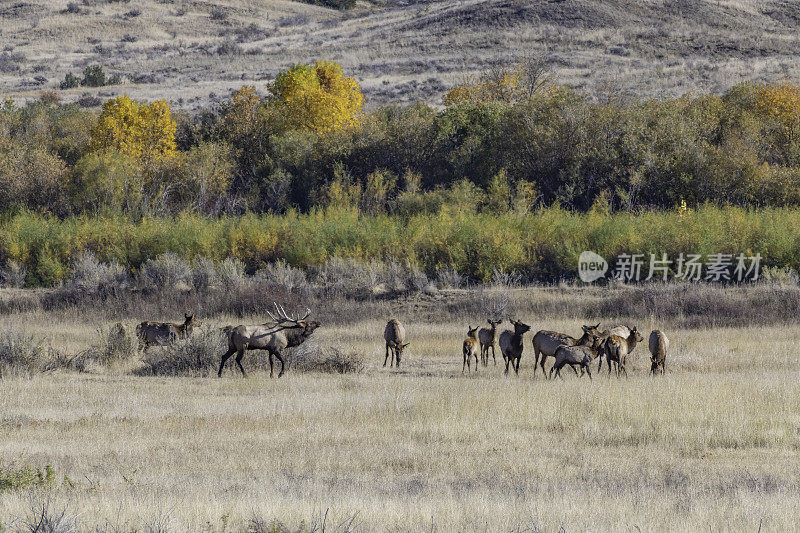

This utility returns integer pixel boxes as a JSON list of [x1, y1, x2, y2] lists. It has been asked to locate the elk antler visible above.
[[270, 303, 312, 323]]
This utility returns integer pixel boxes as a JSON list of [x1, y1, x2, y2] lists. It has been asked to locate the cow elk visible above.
[[596, 324, 632, 373], [649, 330, 669, 375], [602, 326, 643, 378], [462, 326, 480, 373], [532, 323, 600, 378], [384, 319, 408, 368], [218, 305, 319, 378], [136, 313, 195, 349], [498, 319, 531, 376], [478, 319, 502, 366]]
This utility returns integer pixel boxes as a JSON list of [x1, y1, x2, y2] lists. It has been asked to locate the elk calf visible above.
[[498, 319, 531, 376], [462, 326, 480, 373], [550, 336, 603, 380], [384, 319, 408, 368], [603, 326, 643, 379], [477, 319, 502, 366], [649, 330, 669, 375]]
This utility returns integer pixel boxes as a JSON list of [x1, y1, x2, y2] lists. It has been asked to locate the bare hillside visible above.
[[2, 0, 800, 109]]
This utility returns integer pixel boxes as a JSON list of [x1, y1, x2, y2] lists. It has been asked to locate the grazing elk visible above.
[[218, 305, 319, 378], [462, 326, 480, 373], [602, 326, 643, 379], [478, 319, 502, 366], [498, 319, 531, 376], [384, 319, 408, 368], [549, 336, 604, 380], [532, 323, 600, 378], [136, 313, 195, 349], [649, 330, 669, 375]]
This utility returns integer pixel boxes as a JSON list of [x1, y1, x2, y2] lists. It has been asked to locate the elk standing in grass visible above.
[[649, 330, 669, 375], [137, 313, 195, 349], [478, 319, 502, 366], [462, 326, 480, 373], [384, 319, 408, 368], [218, 305, 319, 378], [550, 336, 604, 380], [498, 319, 531, 375], [596, 325, 632, 373], [532, 323, 600, 378], [603, 326, 643, 378]]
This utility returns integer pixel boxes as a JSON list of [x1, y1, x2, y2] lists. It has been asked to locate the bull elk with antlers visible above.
[[218, 304, 320, 378]]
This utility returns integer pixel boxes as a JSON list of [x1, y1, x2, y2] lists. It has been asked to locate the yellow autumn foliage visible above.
[[754, 82, 800, 140], [269, 60, 363, 134], [90, 95, 177, 164], [443, 67, 521, 106]]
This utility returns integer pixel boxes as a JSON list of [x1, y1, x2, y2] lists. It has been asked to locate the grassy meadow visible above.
[[1, 288, 799, 530]]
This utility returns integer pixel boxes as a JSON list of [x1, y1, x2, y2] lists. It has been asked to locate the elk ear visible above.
[[185, 313, 190, 319]]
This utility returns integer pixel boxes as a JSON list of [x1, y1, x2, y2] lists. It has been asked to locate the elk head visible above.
[[394, 342, 410, 364], [511, 319, 531, 335]]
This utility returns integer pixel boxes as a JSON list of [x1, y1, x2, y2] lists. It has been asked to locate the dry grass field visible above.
[[4, 0, 800, 108], [1, 286, 800, 530]]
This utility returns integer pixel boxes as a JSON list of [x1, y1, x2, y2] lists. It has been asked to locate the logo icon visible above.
[[578, 251, 608, 283]]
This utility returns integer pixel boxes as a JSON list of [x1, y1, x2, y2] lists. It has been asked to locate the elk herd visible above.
[[461, 319, 668, 379], [135, 307, 669, 379]]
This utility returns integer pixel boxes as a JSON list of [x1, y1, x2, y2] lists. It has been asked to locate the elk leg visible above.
[[504, 356, 510, 375], [235, 348, 247, 377], [268, 352, 274, 378], [570, 364, 579, 376], [533, 349, 539, 377], [514, 357, 520, 376], [275, 351, 285, 378], [491, 345, 496, 365], [218, 347, 235, 377], [539, 354, 548, 379], [463, 352, 467, 373], [474, 353, 479, 371], [584, 363, 592, 381], [384, 343, 390, 367]]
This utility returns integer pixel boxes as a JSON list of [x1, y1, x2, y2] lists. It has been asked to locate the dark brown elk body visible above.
[[649, 330, 669, 375], [498, 319, 531, 376], [218, 307, 319, 378], [603, 326, 643, 378], [532, 323, 600, 378], [477, 319, 502, 366], [550, 336, 604, 380], [137, 313, 195, 348], [384, 319, 408, 368], [462, 326, 480, 373]]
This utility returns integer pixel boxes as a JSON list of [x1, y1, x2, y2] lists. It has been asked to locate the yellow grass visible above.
[[1, 309, 799, 530]]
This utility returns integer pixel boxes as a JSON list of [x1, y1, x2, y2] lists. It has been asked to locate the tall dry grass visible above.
[[0, 298, 798, 530]]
